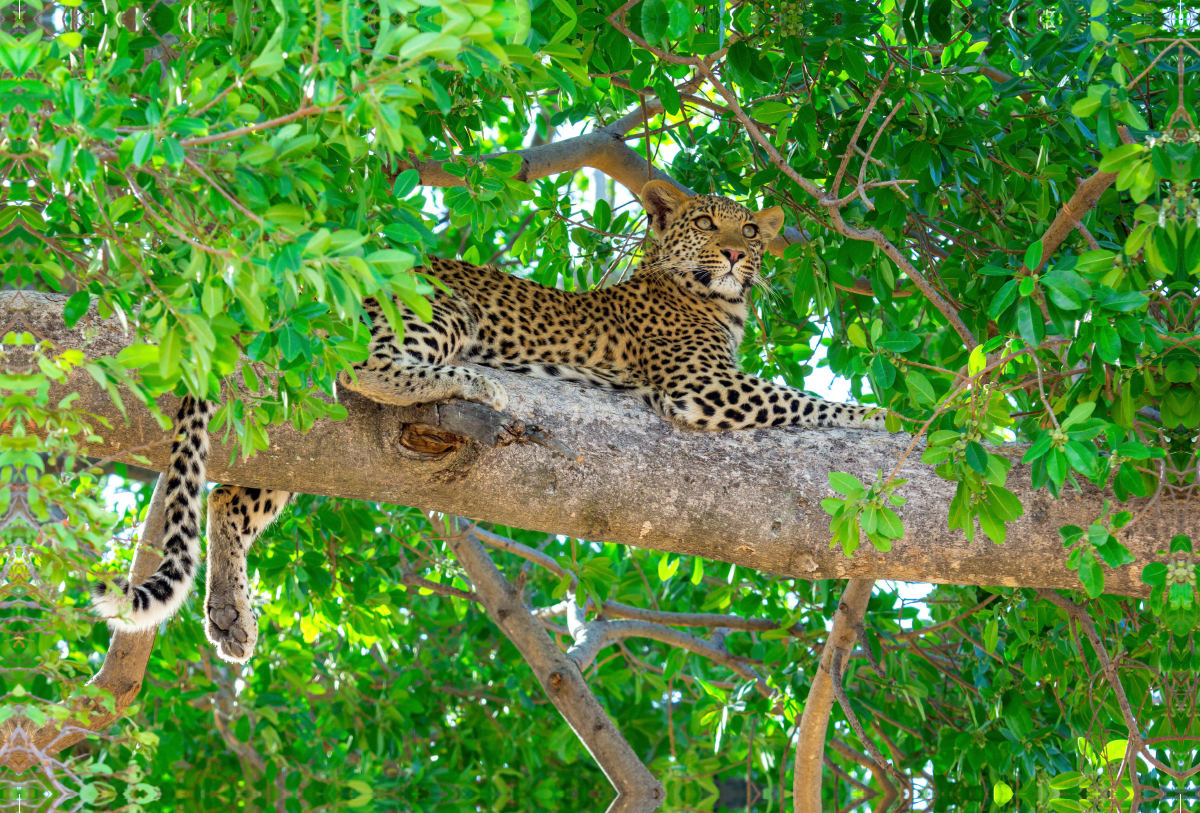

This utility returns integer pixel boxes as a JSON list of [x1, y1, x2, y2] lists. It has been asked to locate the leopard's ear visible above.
[[641, 181, 691, 233], [754, 206, 785, 241]]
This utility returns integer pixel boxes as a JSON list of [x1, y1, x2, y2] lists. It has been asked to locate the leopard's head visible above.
[[639, 181, 785, 302]]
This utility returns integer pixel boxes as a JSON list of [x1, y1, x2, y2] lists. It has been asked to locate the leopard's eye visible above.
[[695, 216, 714, 230], [742, 224, 759, 238]]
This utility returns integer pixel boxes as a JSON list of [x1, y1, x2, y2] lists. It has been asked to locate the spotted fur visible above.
[[92, 184, 886, 664], [340, 181, 889, 431], [203, 485, 292, 663], [91, 397, 216, 630]]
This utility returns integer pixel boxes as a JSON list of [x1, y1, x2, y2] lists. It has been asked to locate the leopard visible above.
[[92, 180, 889, 664], [339, 180, 889, 432], [91, 397, 290, 663]]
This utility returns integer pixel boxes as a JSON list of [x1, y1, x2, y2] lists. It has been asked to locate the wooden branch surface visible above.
[[793, 579, 875, 813], [7, 292, 1168, 597]]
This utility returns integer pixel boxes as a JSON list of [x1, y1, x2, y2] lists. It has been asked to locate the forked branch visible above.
[[440, 518, 665, 813]]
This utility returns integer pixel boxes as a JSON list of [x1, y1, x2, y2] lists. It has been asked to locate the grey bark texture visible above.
[[402, 97, 810, 255], [5, 290, 1176, 597]]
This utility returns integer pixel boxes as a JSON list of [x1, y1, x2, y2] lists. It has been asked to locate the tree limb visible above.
[[0, 473, 170, 772], [1034, 589, 1145, 813], [562, 599, 775, 699], [793, 579, 875, 813], [441, 521, 665, 813], [396, 92, 810, 256], [8, 291, 1167, 597], [829, 737, 898, 813]]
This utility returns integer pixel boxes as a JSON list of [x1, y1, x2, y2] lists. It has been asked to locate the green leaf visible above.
[[657, 554, 678, 581], [1094, 536, 1135, 568], [993, 782, 1014, 806], [983, 617, 999, 653], [829, 472, 865, 496], [278, 327, 309, 362], [905, 371, 936, 405], [987, 279, 1020, 320], [1141, 561, 1167, 587], [1023, 240, 1044, 270], [964, 441, 988, 473], [967, 346, 986, 376], [116, 344, 159, 369], [63, 291, 90, 328], [876, 331, 921, 352], [161, 136, 185, 167], [1071, 95, 1101, 117], [640, 0, 668, 44], [392, 168, 421, 199], [249, 50, 285, 77], [1061, 401, 1095, 428], [1049, 771, 1084, 790], [1064, 441, 1098, 476], [1098, 143, 1144, 172], [667, 2, 692, 38], [1015, 297, 1043, 346], [847, 323, 868, 349], [1095, 322, 1122, 364], [1076, 549, 1105, 597], [1098, 289, 1148, 312]]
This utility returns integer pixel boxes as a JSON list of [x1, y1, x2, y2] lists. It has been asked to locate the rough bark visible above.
[[400, 96, 810, 256], [792, 580, 874, 813], [445, 523, 665, 813], [5, 291, 1172, 596], [0, 473, 169, 772]]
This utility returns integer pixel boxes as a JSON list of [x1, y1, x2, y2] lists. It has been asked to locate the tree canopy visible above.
[[2, 0, 1199, 810]]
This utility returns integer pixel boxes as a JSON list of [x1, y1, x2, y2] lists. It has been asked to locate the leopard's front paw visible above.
[[469, 376, 509, 413], [205, 595, 258, 664]]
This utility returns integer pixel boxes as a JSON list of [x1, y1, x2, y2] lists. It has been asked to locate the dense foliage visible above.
[[2, 0, 1199, 809]]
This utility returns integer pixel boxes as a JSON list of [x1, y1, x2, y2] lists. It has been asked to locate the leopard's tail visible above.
[[91, 396, 216, 631]]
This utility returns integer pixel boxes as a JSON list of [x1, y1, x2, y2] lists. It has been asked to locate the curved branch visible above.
[[1035, 589, 1145, 813], [793, 579, 874, 813], [565, 613, 775, 699], [0, 474, 170, 772], [443, 522, 665, 813]]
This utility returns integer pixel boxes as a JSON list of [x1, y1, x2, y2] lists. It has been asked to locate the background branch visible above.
[[441, 520, 665, 813], [0, 474, 170, 770], [793, 579, 875, 813]]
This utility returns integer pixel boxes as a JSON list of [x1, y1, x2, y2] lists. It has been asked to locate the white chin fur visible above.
[[710, 275, 744, 297]]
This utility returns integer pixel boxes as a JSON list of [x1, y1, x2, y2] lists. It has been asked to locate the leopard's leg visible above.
[[337, 295, 508, 412], [204, 486, 292, 663], [647, 368, 889, 431]]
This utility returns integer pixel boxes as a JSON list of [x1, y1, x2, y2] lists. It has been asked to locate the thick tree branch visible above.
[[442, 521, 665, 813], [793, 579, 874, 813], [7, 291, 1168, 597]]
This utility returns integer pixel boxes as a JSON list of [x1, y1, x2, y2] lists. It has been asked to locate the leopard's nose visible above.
[[721, 248, 744, 267]]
